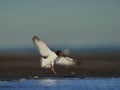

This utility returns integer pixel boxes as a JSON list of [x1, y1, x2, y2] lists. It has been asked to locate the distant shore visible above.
[[0, 52, 120, 80]]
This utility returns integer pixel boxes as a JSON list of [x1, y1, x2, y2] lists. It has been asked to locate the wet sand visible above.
[[0, 52, 120, 79]]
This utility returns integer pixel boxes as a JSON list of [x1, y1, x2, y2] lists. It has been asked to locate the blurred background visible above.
[[0, 0, 120, 78], [0, 0, 120, 53]]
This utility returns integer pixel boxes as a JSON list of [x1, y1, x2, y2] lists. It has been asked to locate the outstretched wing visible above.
[[55, 57, 75, 66], [32, 36, 51, 58]]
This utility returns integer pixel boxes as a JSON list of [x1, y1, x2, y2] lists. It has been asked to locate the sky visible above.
[[0, 0, 120, 49]]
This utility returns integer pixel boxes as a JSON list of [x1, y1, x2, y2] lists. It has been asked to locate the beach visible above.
[[0, 52, 120, 80]]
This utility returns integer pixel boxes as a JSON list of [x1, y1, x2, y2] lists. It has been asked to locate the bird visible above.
[[32, 36, 81, 74]]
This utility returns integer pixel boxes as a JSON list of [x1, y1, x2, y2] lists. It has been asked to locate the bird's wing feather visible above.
[[55, 57, 75, 66], [33, 36, 51, 58]]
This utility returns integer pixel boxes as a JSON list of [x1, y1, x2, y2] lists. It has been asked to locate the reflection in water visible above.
[[40, 78, 57, 86], [0, 78, 120, 90]]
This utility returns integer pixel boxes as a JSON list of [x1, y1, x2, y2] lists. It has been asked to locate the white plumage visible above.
[[55, 57, 75, 66], [33, 37, 51, 58], [32, 36, 57, 68], [32, 36, 79, 74]]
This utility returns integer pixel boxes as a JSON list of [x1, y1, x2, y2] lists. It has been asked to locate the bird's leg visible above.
[[51, 65, 57, 74]]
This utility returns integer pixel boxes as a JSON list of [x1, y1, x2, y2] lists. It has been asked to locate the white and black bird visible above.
[[32, 36, 81, 74]]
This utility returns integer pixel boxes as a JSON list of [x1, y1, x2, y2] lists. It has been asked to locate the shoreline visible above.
[[0, 66, 119, 80], [0, 52, 120, 80]]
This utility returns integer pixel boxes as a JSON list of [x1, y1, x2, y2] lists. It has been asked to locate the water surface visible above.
[[0, 77, 119, 90]]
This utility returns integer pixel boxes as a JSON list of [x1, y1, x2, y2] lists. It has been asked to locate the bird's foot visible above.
[[51, 68, 57, 75]]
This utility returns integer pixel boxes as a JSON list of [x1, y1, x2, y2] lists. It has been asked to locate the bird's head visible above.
[[55, 50, 66, 57]]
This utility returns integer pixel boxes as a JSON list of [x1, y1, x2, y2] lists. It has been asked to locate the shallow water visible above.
[[0, 77, 120, 90]]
